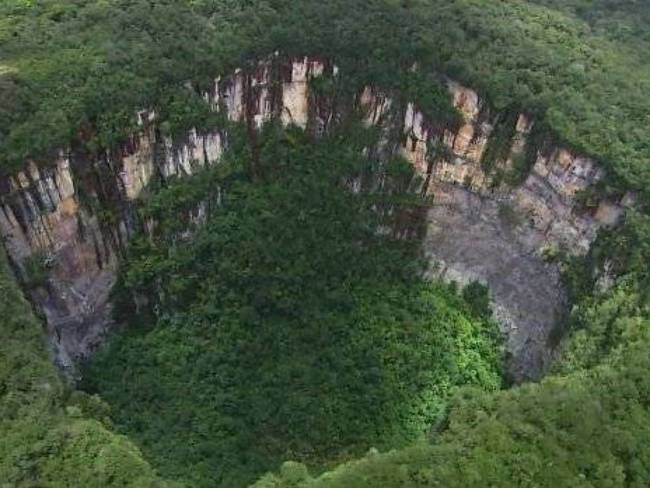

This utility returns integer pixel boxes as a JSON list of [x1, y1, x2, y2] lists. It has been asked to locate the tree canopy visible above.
[[2, 2, 650, 487], [1, 1, 649, 198], [0, 250, 172, 486], [83, 127, 503, 487], [252, 212, 650, 487]]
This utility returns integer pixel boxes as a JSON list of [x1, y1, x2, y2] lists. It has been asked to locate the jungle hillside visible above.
[[1, 1, 649, 487]]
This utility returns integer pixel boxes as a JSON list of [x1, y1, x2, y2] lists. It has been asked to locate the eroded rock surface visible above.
[[395, 82, 634, 380], [425, 184, 566, 381], [0, 55, 633, 379]]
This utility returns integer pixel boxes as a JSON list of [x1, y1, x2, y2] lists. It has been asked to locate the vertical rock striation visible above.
[[0, 55, 633, 380], [394, 82, 634, 380]]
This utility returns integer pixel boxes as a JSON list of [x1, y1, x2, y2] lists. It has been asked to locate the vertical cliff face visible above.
[[0, 57, 324, 375], [0, 157, 116, 372], [0, 56, 633, 380], [396, 83, 635, 379]]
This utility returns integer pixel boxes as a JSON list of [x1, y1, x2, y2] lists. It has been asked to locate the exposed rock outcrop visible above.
[[393, 82, 634, 379], [0, 56, 632, 380]]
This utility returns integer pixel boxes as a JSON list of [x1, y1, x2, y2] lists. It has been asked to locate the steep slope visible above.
[[252, 215, 650, 486], [0, 56, 632, 382], [2, 0, 650, 190], [0, 250, 173, 486], [81, 131, 503, 487], [0, 1, 649, 487], [3, 1, 649, 382]]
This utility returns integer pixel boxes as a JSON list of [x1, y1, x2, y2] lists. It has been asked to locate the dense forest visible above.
[[81, 126, 503, 486], [1, 0, 650, 487], [1, 0, 650, 195], [531, 0, 650, 51], [255, 211, 650, 486], [0, 250, 171, 486]]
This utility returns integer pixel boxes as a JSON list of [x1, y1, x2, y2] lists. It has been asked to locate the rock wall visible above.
[[394, 81, 635, 380], [0, 56, 326, 375], [0, 55, 633, 380]]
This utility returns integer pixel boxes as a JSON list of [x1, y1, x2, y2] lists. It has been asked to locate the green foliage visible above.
[[3, 2, 650, 487], [83, 130, 502, 487], [412, 0, 650, 196], [21, 252, 51, 290], [253, 322, 650, 487], [480, 110, 518, 177], [558, 212, 650, 374], [1, 0, 650, 198], [529, 0, 650, 54], [400, 72, 463, 131], [461, 281, 492, 320], [253, 207, 650, 488], [0, 250, 173, 487]]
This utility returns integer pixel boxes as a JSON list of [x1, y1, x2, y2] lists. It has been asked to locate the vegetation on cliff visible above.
[[252, 192, 650, 488], [2, 1, 650, 487], [82, 127, 503, 487], [0, 251, 171, 487], [1, 0, 650, 198]]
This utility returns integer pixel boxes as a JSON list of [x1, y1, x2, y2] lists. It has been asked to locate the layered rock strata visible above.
[[0, 56, 632, 379]]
